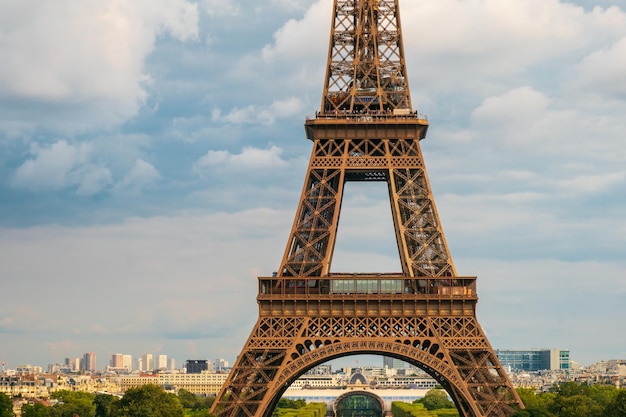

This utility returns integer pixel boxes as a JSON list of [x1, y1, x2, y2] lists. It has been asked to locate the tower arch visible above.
[[255, 340, 505, 417]]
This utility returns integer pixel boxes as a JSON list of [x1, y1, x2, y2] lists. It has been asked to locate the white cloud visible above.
[[221, 0, 328, 94], [12, 140, 90, 191], [457, 79, 626, 162], [468, 86, 556, 149], [216, 97, 306, 125], [261, 0, 329, 63], [450, 2, 626, 123], [437, 192, 553, 237], [10, 140, 148, 195], [471, 87, 551, 129], [574, 36, 626, 98], [194, 145, 288, 173], [116, 159, 161, 192], [75, 166, 114, 196], [556, 171, 626, 193], [502, 170, 538, 181], [269, 96, 306, 117], [401, 0, 626, 94], [269, 0, 316, 12], [0, 0, 199, 134], [201, 0, 241, 17]]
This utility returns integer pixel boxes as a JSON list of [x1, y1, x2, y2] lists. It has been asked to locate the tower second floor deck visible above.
[[305, 109, 429, 141], [257, 275, 478, 317]]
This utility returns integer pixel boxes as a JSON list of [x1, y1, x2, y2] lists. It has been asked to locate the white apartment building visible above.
[[116, 372, 229, 396], [288, 375, 341, 389], [156, 355, 168, 371], [214, 358, 229, 372], [123, 355, 133, 372], [373, 375, 438, 390]]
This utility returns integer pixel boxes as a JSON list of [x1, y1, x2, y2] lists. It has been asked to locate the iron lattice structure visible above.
[[211, 1, 523, 416]]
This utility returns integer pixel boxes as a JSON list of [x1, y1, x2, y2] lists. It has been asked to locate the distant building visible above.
[[362, 366, 386, 377], [82, 353, 97, 372], [48, 363, 64, 374], [168, 358, 176, 371], [305, 365, 332, 376], [156, 355, 168, 371], [496, 349, 570, 371], [214, 358, 228, 372], [116, 371, 229, 395], [290, 375, 341, 389], [141, 354, 153, 372], [373, 375, 438, 390], [282, 387, 431, 411], [15, 364, 36, 374], [186, 360, 209, 374], [383, 356, 406, 370], [110, 354, 124, 368], [123, 355, 133, 372], [106, 354, 132, 374], [65, 357, 81, 372]]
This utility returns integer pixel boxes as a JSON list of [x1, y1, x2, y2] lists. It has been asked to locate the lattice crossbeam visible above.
[[323, 0, 410, 113]]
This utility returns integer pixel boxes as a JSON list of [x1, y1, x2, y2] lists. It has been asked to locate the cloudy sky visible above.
[[1, 0, 625, 372]]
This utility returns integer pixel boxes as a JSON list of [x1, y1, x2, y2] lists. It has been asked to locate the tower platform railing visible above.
[[306, 110, 429, 125]]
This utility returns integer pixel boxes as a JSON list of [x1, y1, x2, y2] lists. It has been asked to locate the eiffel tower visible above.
[[211, 1, 524, 416]]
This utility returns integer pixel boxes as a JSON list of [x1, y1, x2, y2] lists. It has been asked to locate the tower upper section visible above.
[[322, 0, 412, 114]]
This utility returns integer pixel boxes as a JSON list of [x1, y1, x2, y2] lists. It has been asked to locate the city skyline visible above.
[[0, 350, 612, 374], [1, 0, 625, 369], [10, 352, 228, 373]]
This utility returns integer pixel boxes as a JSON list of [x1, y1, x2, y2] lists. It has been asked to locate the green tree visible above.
[[517, 388, 542, 409], [271, 398, 308, 417], [548, 394, 603, 417], [275, 399, 305, 409], [515, 388, 555, 411], [606, 390, 626, 417], [184, 409, 214, 417], [201, 397, 215, 410], [416, 389, 455, 410], [111, 384, 184, 417], [176, 390, 215, 417], [550, 382, 587, 397], [94, 394, 119, 417], [587, 384, 619, 409], [511, 407, 555, 417], [177, 389, 199, 409], [0, 393, 14, 417], [50, 390, 96, 417], [21, 403, 50, 417]]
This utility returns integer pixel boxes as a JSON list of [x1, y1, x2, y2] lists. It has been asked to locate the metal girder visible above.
[[323, 0, 411, 113], [211, 1, 523, 416], [278, 134, 452, 279]]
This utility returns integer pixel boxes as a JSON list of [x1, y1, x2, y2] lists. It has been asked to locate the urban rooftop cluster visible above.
[[1, 350, 625, 401]]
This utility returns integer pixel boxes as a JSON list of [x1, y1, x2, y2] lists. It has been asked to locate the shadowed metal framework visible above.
[[211, 1, 523, 416]]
